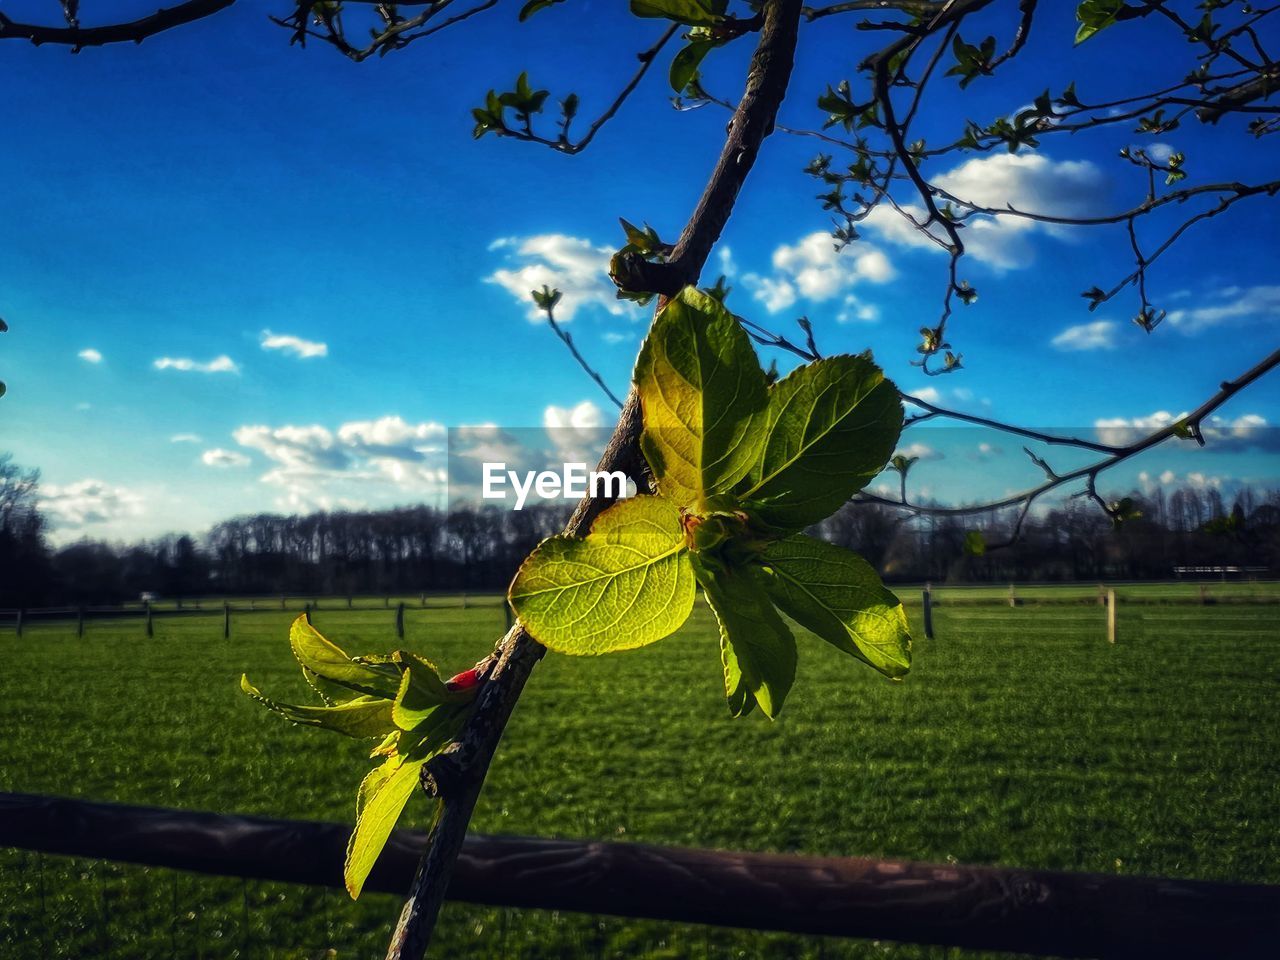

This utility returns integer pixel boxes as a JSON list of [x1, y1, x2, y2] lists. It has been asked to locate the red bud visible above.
[[446, 668, 480, 692]]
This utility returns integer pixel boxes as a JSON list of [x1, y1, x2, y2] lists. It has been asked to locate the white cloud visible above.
[[894, 442, 942, 462], [1095, 411, 1276, 451], [717, 246, 738, 279], [336, 416, 446, 460], [1138, 469, 1225, 492], [1051, 320, 1117, 352], [232, 416, 449, 511], [488, 233, 638, 323], [260, 330, 328, 359], [864, 153, 1108, 271], [742, 232, 893, 314], [971, 442, 1003, 461], [170, 433, 203, 443], [836, 293, 879, 324], [78, 348, 102, 364], [1166, 285, 1280, 334], [544, 400, 604, 432], [201, 448, 251, 468], [602, 331, 633, 345], [39, 479, 143, 529], [154, 355, 239, 374], [1146, 142, 1176, 163], [544, 401, 609, 464], [908, 386, 942, 405]]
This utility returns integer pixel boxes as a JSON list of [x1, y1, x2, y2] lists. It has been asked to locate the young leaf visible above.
[[635, 286, 767, 510], [345, 754, 434, 899], [630, 0, 722, 27], [760, 535, 911, 679], [1075, 0, 1126, 45], [289, 615, 401, 700], [518, 0, 564, 21], [670, 40, 714, 93], [391, 653, 472, 731], [692, 556, 797, 719], [508, 495, 695, 655], [240, 675, 396, 739], [735, 355, 902, 534]]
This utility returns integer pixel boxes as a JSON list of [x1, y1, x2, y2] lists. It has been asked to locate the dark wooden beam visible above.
[[1, 792, 1276, 958]]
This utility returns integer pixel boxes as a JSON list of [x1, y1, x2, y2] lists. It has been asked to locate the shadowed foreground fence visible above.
[[2, 793, 1277, 958]]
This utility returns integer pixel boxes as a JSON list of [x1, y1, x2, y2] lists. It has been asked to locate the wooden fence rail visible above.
[[1, 792, 1276, 958]]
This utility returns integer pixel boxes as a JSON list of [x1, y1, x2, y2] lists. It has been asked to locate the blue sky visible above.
[[1, 2, 1276, 541]]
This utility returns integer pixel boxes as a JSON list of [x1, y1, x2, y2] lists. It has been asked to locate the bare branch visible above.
[[0, 1, 234, 48], [858, 346, 1280, 535]]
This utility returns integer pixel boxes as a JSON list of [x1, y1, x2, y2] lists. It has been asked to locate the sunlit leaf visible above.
[[735, 355, 902, 534], [509, 495, 696, 654], [635, 287, 767, 510], [240, 675, 395, 739], [761, 535, 911, 679], [693, 556, 796, 719]]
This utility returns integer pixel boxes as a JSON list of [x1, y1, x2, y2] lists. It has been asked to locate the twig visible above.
[[856, 346, 1280, 536]]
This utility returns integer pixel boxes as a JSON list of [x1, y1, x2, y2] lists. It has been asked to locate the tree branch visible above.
[[857, 346, 1280, 533], [383, 2, 804, 956], [0, 0, 234, 48]]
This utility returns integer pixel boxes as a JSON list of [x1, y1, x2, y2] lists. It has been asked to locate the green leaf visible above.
[[964, 530, 986, 556], [390, 652, 470, 730], [693, 556, 796, 719], [630, 0, 722, 27], [518, 0, 564, 21], [635, 287, 768, 510], [1075, 0, 1126, 45], [735, 355, 902, 534], [760, 535, 911, 679], [289, 615, 400, 700], [509, 495, 696, 655], [240, 675, 395, 739], [670, 40, 714, 93], [345, 754, 433, 899]]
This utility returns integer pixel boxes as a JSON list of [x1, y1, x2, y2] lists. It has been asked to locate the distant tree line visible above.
[[1, 454, 1277, 607]]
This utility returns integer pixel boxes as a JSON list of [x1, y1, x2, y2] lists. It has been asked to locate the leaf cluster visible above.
[[509, 288, 912, 719], [241, 616, 477, 898]]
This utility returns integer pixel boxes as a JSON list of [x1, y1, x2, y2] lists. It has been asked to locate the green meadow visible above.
[[1, 584, 1277, 958]]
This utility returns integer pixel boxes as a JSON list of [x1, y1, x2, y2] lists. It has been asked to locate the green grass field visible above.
[[1, 586, 1278, 958]]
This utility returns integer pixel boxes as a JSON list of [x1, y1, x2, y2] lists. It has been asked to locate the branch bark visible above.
[[383, 2, 804, 956], [0, 1, 234, 48]]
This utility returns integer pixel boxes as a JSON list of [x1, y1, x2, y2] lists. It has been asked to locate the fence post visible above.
[[347, 596, 353, 609], [922, 585, 934, 640], [396, 602, 405, 640], [462, 593, 468, 610], [1098, 584, 1106, 606], [16, 608, 24, 638], [1106, 589, 1117, 644], [1007, 584, 1017, 608], [304, 602, 312, 625], [504, 602, 513, 632], [384, 596, 390, 609], [145, 602, 154, 639], [280, 595, 286, 610], [420, 593, 426, 608], [223, 603, 231, 640], [77, 606, 85, 640]]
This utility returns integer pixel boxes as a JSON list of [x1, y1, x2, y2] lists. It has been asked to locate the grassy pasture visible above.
[[0, 586, 1277, 958]]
